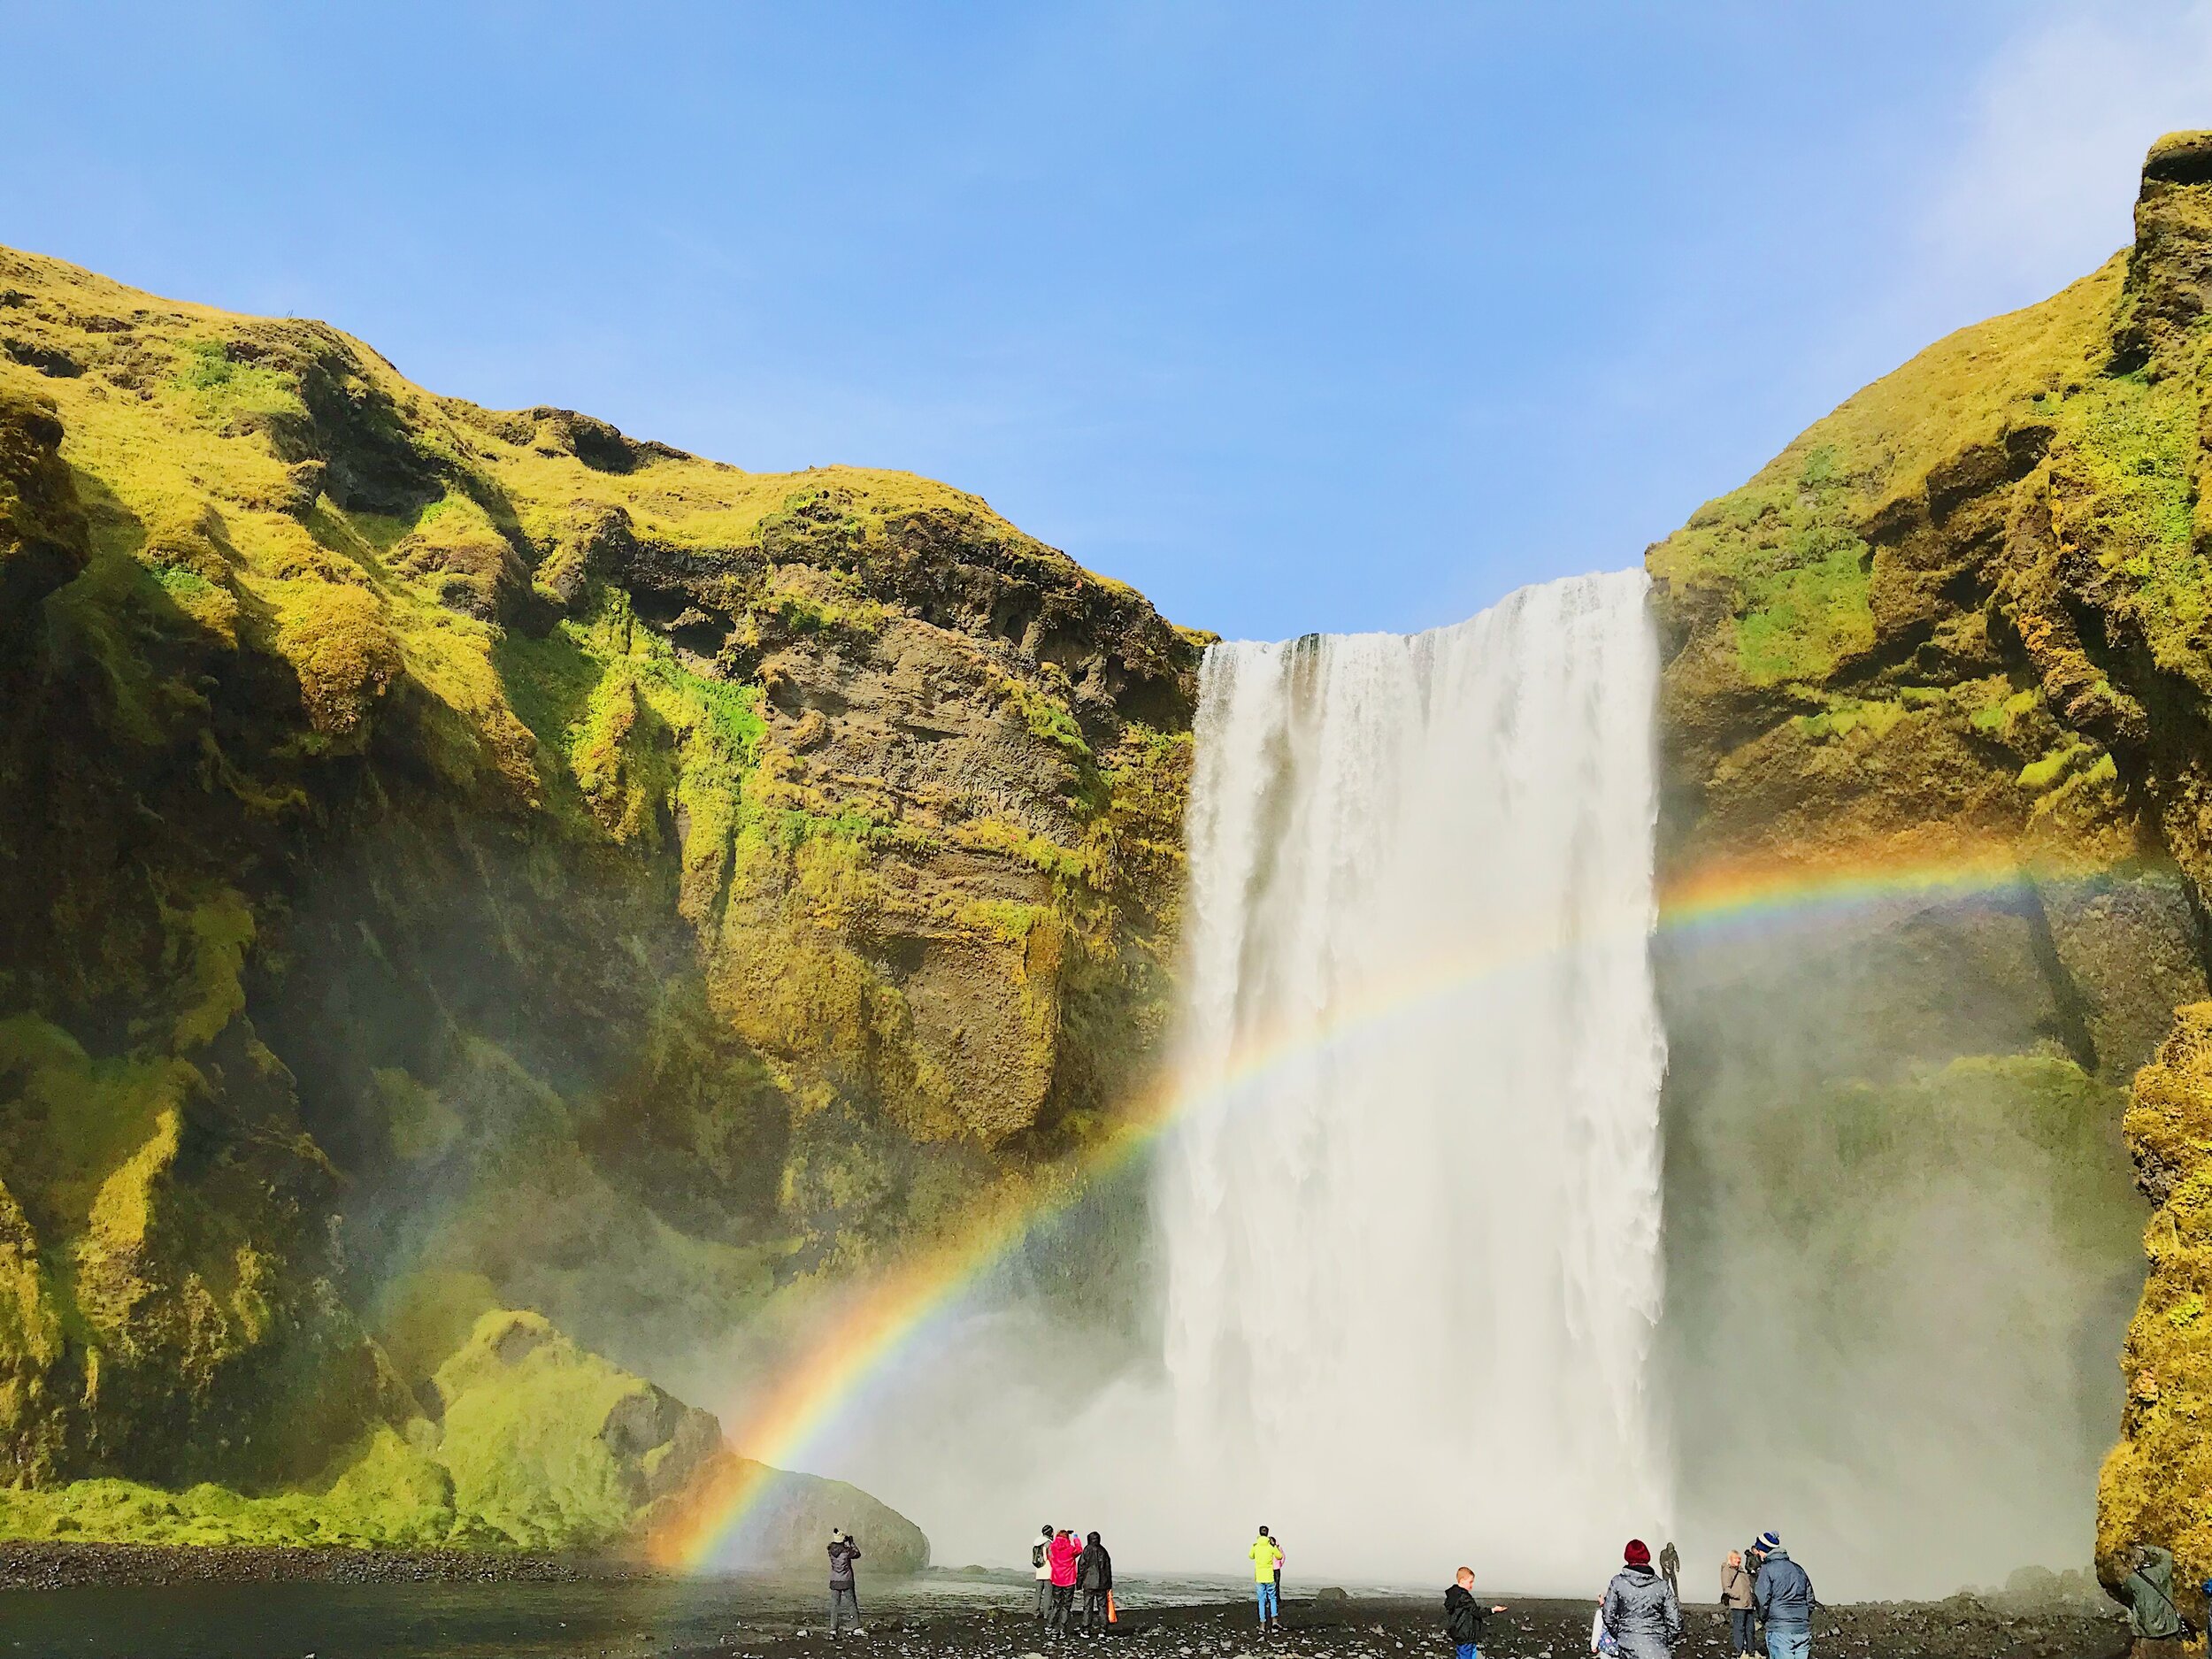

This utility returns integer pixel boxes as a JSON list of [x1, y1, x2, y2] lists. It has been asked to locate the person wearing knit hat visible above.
[[1601, 1538, 1680, 1659], [1752, 1535, 1817, 1659]]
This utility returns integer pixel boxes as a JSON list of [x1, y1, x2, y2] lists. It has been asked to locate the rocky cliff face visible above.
[[0, 247, 1194, 1548], [1648, 133, 2212, 1595], [18, 131, 2212, 1586], [2100, 1003, 2212, 1603]]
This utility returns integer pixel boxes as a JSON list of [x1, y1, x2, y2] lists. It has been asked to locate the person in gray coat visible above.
[[1601, 1539, 1683, 1659]]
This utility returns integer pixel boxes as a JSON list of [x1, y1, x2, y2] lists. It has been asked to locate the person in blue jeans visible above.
[[1250, 1526, 1284, 1628], [1751, 1531, 1816, 1659], [1443, 1566, 1507, 1659]]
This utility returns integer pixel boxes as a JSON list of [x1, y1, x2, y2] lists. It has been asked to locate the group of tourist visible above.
[[1599, 1532, 1815, 1659], [1032, 1523, 1118, 1635], [1444, 1532, 1816, 1659], [819, 1518, 2204, 1656]]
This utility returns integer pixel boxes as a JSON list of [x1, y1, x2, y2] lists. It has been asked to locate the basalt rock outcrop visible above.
[[1648, 133, 2212, 1597], [0, 246, 1195, 1548]]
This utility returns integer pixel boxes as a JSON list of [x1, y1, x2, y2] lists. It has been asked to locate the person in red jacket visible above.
[[1048, 1527, 1083, 1636]]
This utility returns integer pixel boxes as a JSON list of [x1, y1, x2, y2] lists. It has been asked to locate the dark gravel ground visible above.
[[663, 1594, 2131, 1659], [0, 1553, 2132, 1659]]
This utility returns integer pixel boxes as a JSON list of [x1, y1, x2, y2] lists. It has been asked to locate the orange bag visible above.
[[1106, 1592, 1118, 1624]]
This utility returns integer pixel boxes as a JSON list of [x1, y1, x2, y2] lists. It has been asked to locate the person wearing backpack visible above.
[[1077, 1530, 1115, 1635], [2121, 1545, 2185, 1657], [1033, 1525, 1056, 1628]]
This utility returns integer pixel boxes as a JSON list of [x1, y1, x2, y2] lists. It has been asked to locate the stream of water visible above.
[[1151, 570, 1670, 1581]]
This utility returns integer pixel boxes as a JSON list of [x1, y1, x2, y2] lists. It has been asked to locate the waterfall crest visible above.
[[1156, 569, 1670, 1582]]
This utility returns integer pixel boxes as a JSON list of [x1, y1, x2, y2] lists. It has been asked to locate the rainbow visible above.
[[649, 839, 2098, 1571]]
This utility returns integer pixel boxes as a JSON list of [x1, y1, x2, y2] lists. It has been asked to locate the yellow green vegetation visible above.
[[0, 1310, 770, 1554], [0, 236, 1191, 1543], [1656, 132, 2212, 887], [1654, 131, 2212, 895], [1655, 133, 2212, 1575], [2101, 1003, 2212, 1618], [1653, 258, 2121, 690]]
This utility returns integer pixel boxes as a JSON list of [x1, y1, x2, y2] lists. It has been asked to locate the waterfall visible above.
[[1155, 570, 1669, 1585]]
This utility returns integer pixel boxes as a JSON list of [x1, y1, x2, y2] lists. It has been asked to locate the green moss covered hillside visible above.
[[1650, 132, 2212, 1597], [0, 244, 1198, 1550]]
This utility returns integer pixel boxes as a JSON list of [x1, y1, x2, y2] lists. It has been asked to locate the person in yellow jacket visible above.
[[1250, 1525, 1285, 1629]]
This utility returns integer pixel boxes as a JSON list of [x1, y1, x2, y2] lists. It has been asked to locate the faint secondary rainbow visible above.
[[651, 839, 2091, 1571]]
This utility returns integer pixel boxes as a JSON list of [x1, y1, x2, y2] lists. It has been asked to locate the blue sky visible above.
[[7, 2, 2211, 640]]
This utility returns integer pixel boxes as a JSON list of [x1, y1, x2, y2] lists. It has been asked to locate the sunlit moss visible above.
[[2018, 741, 2095, 793], [2100, 1003, 2212, 1617], [1791, 695, 1907, 744], [1652, 256, 2123, 689], [265, 580, 399, 740], [431, 1310, 655, 1548], [170, 338, 306, 433]]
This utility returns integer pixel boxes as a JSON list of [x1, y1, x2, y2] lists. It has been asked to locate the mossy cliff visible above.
[[2100, 1004, 2212, 1621], [1649, 134, 2212, 1593], [0, 246, 1195, 1549]]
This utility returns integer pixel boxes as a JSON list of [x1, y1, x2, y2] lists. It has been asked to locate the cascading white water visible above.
[[1155, 569, 1669, 1585]]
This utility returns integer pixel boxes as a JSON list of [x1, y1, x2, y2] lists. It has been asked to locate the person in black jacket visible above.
[[1077, 1531, 1115, 1635], [1444, 1567, 1508, 1659]]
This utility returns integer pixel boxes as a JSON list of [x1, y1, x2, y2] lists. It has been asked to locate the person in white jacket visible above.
[[1591, 1601, 1621, 1655], [1032, 1524, 1056, 1627]]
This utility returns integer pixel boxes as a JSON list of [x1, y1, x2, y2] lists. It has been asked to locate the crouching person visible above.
[[2120, 1545, 2185, 1659]]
